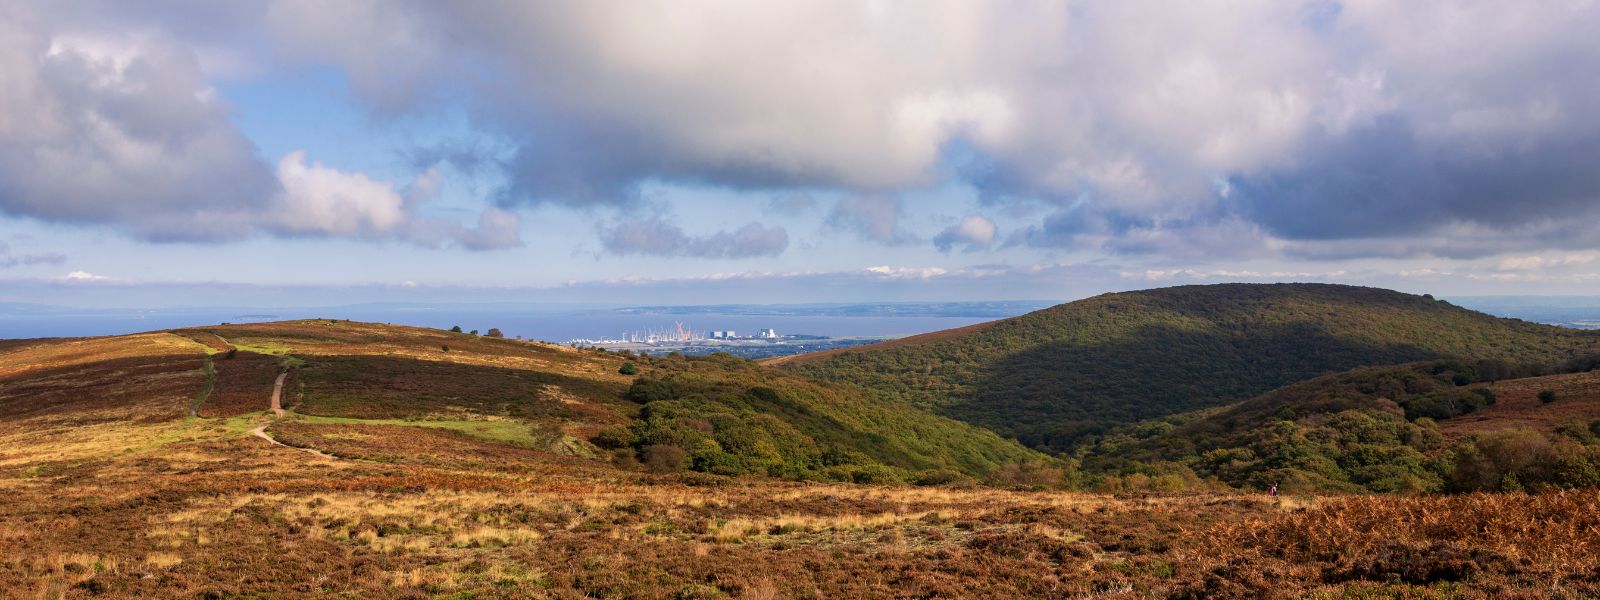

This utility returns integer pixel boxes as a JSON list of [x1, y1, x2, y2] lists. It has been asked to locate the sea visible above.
[[0, 304, 1001, 343]]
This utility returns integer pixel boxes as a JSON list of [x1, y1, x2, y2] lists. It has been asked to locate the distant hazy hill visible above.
[[783, 283, 1600, 451]]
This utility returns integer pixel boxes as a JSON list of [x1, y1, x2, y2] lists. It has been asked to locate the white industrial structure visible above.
[[570, 323, 788, 348]]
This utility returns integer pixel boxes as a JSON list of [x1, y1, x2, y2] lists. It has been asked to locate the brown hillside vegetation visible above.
[[4, 320, 1600, 597], [3, 414, 1599, 598], [1442, 370, 1600, 439]]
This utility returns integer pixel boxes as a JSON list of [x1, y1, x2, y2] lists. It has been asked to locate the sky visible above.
[[2, 1, 1600, 308]]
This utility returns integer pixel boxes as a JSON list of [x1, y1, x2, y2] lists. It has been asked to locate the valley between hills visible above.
[[3, 284, 1600, 598]]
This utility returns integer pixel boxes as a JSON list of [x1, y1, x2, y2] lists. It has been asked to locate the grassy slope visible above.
[[786, 283, 1600, 450], [1, 320, 1042, 480]]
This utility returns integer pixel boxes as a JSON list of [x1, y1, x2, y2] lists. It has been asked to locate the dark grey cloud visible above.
[[599, 215, 788, 259], [1228, 117, 1600, 244]]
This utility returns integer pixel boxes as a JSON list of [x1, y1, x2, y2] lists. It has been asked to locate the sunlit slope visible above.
[[0, 320, 1046, 481], [785, 283, 1600, 450]]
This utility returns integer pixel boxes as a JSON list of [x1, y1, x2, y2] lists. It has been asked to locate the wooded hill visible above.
[[1086, 356, 1600, 494], [782, 283, 1600, 452]]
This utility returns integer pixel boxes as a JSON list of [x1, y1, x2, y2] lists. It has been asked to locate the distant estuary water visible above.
[[0, 305, 999, 343]]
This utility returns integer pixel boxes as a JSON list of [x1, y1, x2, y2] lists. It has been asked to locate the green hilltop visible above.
[[784, 283, 1600, 452]]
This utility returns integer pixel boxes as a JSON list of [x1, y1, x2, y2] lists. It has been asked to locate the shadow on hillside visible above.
[[0, 354, 207, 424], [954, 321, 1444, 450], [290, 354, 631, 424]]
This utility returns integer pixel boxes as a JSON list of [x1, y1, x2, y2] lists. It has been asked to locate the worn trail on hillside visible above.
[[250, 371, 335, 459]]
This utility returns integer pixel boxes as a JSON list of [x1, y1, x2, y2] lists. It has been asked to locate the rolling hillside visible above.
[[783, 283, 1600, 451], [5, 319, 1600, 597], [1096, 355, 1600, 494], [0, 320, 1043, 483]]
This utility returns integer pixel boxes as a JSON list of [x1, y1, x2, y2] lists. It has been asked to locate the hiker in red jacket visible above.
[[1268, 483, 1279, 497]]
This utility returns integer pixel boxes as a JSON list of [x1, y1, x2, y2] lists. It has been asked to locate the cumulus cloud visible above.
[[271, 151, 409, 237], [0, 5, 519, 251], [826, 197, 918, 245], [599, 215, 788, 259], [0, 16, 277, 238], [264, 154, 522, 250], [254, 0, 1600, 259], [933, 214, 998, 252], [6, 0, 1600, 264]]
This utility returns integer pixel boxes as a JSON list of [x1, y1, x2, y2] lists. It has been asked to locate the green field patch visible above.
[[188, 358, 215, 418]]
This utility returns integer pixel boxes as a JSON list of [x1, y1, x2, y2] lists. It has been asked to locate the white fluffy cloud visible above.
[[272, 151, 408, 237], [0, 13, 276, 239], [5, 0, 1600, 264], [0, 4, 520, 250], [261, 0, 1600, 259]]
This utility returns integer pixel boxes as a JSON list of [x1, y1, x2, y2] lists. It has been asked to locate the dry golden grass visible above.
[[0, 332, 203, 379], [180, 320, 631, 386], [6, 322, 1600, 598], [1442, 370, 1600, 438]]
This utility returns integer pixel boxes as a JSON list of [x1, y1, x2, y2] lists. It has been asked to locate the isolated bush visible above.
[[1539, 390, 1558, 404], [643, 444, 688, 474], [618, 362, 638, 375], [625, 378, 680, 403], [450, 325, 463, 333], [591, 426, 636, 450], [485, 328, 504, 338], [440, 345, 449, 352], [469, 329, 479, 336]]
